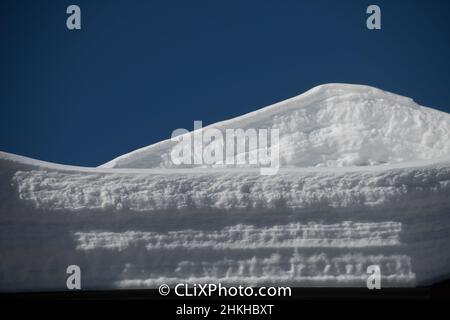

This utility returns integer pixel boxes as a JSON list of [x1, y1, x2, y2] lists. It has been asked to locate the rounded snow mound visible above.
[[101, 83, 450, 168]]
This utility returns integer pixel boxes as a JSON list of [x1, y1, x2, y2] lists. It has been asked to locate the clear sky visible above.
[[1, 0, 450, 166]]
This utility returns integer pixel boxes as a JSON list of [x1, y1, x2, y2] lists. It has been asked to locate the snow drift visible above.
[[101, 84, 450, 169], [1, 84, 450, 292]]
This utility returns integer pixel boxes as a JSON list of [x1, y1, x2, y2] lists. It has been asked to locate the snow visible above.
[[100, 83, 450, 169], [10, 159, 450, 212], [1, 83, 450, 292]]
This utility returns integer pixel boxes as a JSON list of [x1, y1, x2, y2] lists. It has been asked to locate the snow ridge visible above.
[[100, 83, 450, 169], [1, 84, 450, 291]]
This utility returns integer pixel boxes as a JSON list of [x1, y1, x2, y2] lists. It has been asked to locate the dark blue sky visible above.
[[1, 0, 450, 166]]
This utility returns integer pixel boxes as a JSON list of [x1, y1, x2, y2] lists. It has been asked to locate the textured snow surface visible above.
[[11, 163, 450, 212], [1, 84, 450, 291], [1, 151, 450, 291], [101, 84, 450, 169]]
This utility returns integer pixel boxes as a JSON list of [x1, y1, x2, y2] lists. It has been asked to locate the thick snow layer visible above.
[[101, 84, 450, 169], [1, 151, 450, 291], [1, 84, 450, 292]]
